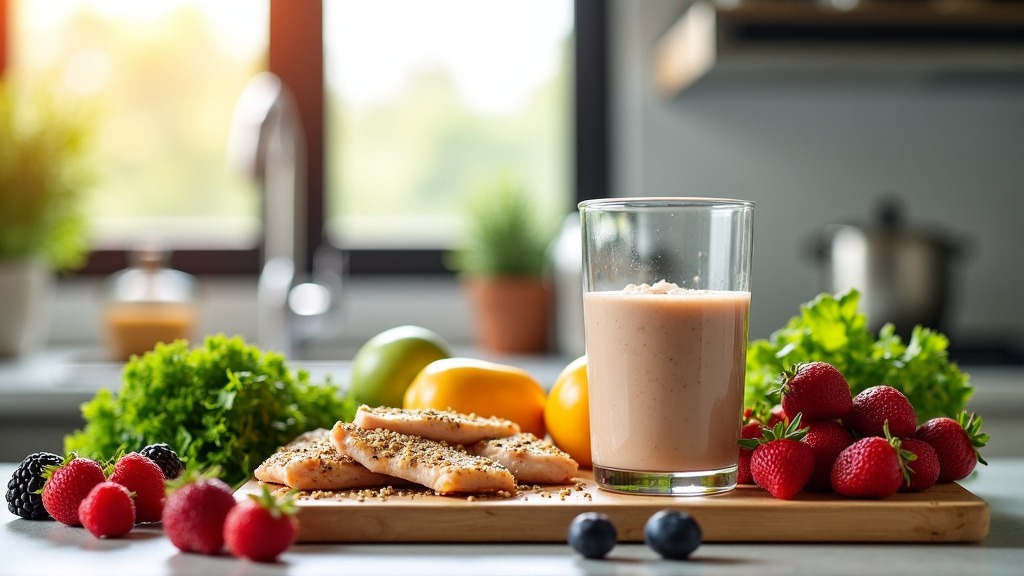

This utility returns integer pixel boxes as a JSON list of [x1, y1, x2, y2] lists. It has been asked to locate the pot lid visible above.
[[812, 194, 965, 259]]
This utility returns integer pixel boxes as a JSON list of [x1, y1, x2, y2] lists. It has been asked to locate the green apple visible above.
[[349, 325, 452, 408]]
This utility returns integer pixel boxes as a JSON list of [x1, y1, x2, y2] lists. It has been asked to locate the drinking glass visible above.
[[579, 197, 754, 495]]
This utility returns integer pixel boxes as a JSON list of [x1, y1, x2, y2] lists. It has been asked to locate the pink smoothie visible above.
[[583, 283, 750, 473]]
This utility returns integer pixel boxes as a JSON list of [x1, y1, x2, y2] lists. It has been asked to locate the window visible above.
[[1, 0, 607, 276], [324, 0, 573, 250], [6, 0, 268, 273]]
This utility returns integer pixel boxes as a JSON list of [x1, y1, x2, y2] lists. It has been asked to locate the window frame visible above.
[[0, 0, 607, 277]]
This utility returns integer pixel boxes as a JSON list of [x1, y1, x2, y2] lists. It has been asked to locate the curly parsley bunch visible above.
[[66, 335, 355, 485], [745, 290, 972, 424]]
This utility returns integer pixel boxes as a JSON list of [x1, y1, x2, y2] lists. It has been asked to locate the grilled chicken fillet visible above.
[[352, 405, 520, 445], [254, 429, 402, 491], [468, 433, 579, 485], [331, 421, 516, 495]]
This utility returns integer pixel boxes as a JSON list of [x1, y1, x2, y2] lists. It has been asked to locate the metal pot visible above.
[[811, 197, 963, 339]]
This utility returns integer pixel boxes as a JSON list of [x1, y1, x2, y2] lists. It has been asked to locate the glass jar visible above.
[[103, 243, 198, 361]]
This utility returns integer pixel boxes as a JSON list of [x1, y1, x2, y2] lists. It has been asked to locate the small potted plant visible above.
[[446, 174, 559, 353], [0, 79, 96, 356]]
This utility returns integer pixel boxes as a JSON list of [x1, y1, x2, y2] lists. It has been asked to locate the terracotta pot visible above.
[[0, 258, 53, 357], [465, 277, 551, 354]]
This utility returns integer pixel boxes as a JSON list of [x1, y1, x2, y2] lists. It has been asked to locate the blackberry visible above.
[[6, 451, 63, 520], [140, 443, 185, 480]]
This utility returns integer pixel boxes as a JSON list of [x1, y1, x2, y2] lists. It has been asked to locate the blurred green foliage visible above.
[[445, 172, 559, 278], [0, 79, 96, 270]]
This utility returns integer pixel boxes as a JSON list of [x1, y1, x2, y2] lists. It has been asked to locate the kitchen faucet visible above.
[[228, 72, 340, 357]]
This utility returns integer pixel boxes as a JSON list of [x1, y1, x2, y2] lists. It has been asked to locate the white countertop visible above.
[[1, 349, 1020, 412], [0, 347, 577, 417], [3, 459, 1023, 576], [2, 353, 1023, 458], [3, 354, 1023, 574]]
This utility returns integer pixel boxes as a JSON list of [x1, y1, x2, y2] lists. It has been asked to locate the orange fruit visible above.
[[403, 357, 547, 437], [544, 355, 591, 468]]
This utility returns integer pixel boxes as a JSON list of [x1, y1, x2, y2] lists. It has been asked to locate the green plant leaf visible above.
[[446, 172, 558, 278], [64, 335, 357, 486], [745, 289, 972, 423], [0, 78, 97, 271]]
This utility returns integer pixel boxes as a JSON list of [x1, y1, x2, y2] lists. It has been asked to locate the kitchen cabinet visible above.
[[654, 0, 1024, 97]]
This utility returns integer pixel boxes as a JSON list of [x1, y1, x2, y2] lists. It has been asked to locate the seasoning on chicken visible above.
[[352, 405, 520, 444], [331, 421, 516, 495], [468, 433, 579, 484], [255, 429, 403, 491]]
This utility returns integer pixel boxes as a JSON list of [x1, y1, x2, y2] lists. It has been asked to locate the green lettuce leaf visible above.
[[745, 290, 971, 423], [65, 334, 356, 486]]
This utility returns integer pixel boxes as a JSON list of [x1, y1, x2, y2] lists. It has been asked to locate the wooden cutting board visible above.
[[235, 471, 989, 543]]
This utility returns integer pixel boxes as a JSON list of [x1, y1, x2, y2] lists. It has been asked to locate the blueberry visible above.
[[567, 512, 617, 559], [644, 509, 702, 560]]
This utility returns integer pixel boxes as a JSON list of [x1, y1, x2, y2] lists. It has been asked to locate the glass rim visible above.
[[578, 197, 754, 211]]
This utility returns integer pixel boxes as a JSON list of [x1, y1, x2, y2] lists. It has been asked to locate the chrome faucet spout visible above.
[[228, 71, 307, 269], [228, 72, 310, 355]]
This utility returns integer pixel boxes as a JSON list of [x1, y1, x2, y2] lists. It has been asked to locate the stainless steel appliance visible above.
[[811, 196, 964, 339]]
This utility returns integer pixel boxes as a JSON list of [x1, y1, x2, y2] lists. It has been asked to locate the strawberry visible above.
[[742, 404, 786, 428], [913, 411, 989, 483], [899, 438, 940, 493], [224, 485, 299, 563], [736, 419, 764, 485], [844, 385, 917, 438], [775, 362, 853, 421], [108, 452, 166, 523], [738, 413, 814, 499], [766, 404, 788, 427], [162, 469, 237, 555], [79, 482, 136, 538], [830, 423, 914, 499], [41, 454, 106, 526], [799, 419, 854, 492]]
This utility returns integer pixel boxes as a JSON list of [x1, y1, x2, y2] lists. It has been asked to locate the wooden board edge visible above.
[[239, 479, 991, 544], [291, 500, 990, 544]]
